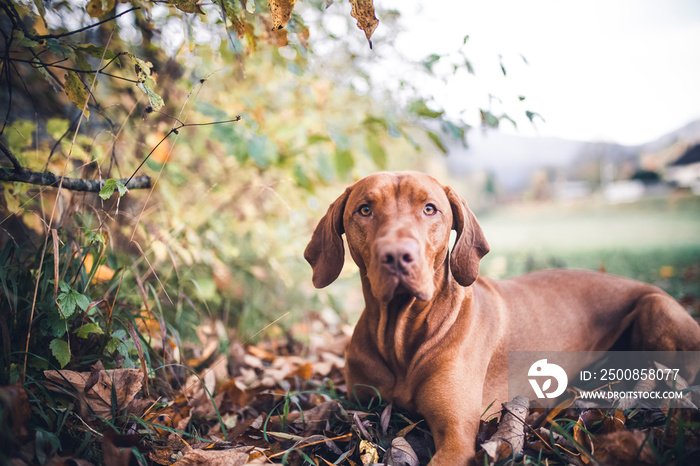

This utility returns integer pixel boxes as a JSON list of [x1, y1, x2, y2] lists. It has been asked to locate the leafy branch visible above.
[[0, 115, 242, 194]]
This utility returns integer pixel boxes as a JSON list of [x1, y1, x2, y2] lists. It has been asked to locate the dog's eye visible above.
[[423, 203, 437, 216], [359, 204, 372, 217]]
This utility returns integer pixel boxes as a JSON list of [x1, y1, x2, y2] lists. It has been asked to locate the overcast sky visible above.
[[379, 0, 700, 146]]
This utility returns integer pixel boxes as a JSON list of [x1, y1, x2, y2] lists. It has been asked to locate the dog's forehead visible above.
[[349, 172, 446, 204]]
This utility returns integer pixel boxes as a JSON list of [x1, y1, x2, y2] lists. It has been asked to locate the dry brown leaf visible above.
[[269, 0, 297, 30], [292, 400, 342, 436], [44, 366, 143, 419], [287, 361, 313, 380], [102, 431, 138, 466], [173, 447, 250, 466], [477, 396, 529, 462], [349, 0, 379, 46], [385, 437, 419, 466], [591, 430, 656, 465], [86, 0, 115, 18]]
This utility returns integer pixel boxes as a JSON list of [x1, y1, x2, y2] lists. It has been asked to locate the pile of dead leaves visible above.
[[3, 311, 700, 465]]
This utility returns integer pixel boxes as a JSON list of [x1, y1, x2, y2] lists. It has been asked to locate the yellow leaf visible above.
[[64, 71, 90, 119], [86, 0, 115, 18], [349, 0, 379, 45], [359, 440, 379, 465], [84, 253, 115, 283], [269, 0, 297, 30], [659, 266, 674, 278]]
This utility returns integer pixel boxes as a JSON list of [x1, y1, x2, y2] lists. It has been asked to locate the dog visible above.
[[304, 171, 700, 464]]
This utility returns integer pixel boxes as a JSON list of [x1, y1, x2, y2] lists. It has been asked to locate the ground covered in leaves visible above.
[[3, 311, 700, 466]]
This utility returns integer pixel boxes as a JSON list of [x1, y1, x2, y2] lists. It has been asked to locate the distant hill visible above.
[[445, 119, 700, 194]]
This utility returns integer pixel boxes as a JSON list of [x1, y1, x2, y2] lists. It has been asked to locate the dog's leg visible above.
[[630, 292, 700, 384], [630, 293, 700, 352], [423, 402, 481, 466], [415, 370, 484, 466]]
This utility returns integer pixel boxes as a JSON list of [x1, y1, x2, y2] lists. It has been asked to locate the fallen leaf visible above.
[[84, 254, 114, 284], [44, 367, 143, 419], [292, 400, 341, 436], [592, 430, 656, 465], [172, 447, 250, 465], [385, 437, 419, 466], [477, 396, 529, 462], [349, 0, 379, 46], [359, 439, 379, 465]]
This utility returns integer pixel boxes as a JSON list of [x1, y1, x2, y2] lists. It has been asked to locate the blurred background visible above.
[[1, 0, 699, 371]]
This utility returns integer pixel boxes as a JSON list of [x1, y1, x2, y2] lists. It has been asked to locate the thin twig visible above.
[[24, 7, 141, 41], [124, 117, 241, 187], [2, 56, 141, 84], [0, 139, 22, 170]]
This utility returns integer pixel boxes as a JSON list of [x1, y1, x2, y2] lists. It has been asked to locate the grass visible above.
[[477, 194, 700, 302]]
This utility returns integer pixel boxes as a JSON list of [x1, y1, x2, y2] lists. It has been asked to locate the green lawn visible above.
[[477, 195, 700, 302]]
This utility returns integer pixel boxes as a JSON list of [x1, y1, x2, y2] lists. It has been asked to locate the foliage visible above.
[[0, 0, 468, 462]]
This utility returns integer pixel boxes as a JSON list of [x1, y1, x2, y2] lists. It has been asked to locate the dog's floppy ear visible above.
[[445, 186, 490, 287], [304, 187, 351, 288]]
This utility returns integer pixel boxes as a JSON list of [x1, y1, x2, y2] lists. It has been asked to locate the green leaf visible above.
[[526, 111, 544, 123], [73, 51, 93, 72], [86, 230, 105, 244], [441, 120, 467, 146], [426, 130, 447, 154], [136, 81, 164, 111], [75, 293, 91, 311], [128, 54, 153, 81], [77, 44, 119, 64], [366, 133, 386, 170], [75, 323, 104, 339], [57, 292, 77, 318], [47, 39, 72, 58], [99, 179, 116, 200], [49, 339, 71, 368], [408, 100, 444, 119], [33, 0, 47, 24], [293, 164, 312, 191], [464, 58, 475, 75], [64, 71, 90, 119], [334, 148, 354, 178], [47, 118, 70, 139], [106, 336, 119, 354], [480, 109, 499, 128], [248, 134, 278, 168], [41, 311, 68, 338], [115, 181, 128, 197], [12, 30, 39, 48], [422, 54, 441, 73]]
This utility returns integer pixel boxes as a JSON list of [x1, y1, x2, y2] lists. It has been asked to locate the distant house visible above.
[[666, 145, 700, 194]]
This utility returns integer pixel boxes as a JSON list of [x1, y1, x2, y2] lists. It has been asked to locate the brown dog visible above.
[[304, 171, 700, 464]]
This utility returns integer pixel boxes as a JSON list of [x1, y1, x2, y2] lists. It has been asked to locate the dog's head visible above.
[[304, 171, 489, 303]]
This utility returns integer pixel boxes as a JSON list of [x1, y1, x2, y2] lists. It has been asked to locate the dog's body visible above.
[[304, 171, 700, 464]]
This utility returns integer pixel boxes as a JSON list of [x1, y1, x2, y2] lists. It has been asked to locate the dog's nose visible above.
[[380, 241, 418, 274]]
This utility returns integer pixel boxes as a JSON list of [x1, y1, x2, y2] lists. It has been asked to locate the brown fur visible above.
[[305, 171, 700, 465]]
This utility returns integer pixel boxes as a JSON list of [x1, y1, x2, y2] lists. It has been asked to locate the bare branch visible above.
[[0, 139, 22, 170], [25, 7, 142, 41], [0, 169, 152, 193]]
